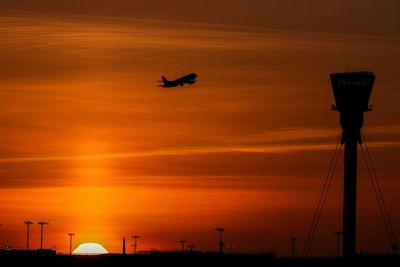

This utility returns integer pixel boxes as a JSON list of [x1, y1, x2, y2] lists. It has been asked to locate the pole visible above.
[[123, 237, 126, 255], [188, 244, 195, 252], [180, 240, 187, 252], [40, 223, 43, 250], [290, 237, 298, 258], [68, 233, 74, 255], [215, 228, 225, 253], [41, 224, 43, 249], [227, 243, 233, 253], [334, 231, 342, 257], [25, 221, 33, 251], [219, 232, 223, 253], [132, 235, 140, 254], [38, 221, 49, 250]]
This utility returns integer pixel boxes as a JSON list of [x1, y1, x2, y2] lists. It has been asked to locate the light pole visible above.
[[68, 233, 75, 255], [24, 221, 33, 251], [179, 240, 187, 252], [290, 237, 298, 258], [214, 227, 225, 253], [334, 231, 343, 257], [132, 235, 140, 254], [226, 243, 234, 253], [37, 221, 49, 250], [188, 244, 196, 252]]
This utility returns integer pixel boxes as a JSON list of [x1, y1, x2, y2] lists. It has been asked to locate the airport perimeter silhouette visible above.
[[0, 250, 399, 267]]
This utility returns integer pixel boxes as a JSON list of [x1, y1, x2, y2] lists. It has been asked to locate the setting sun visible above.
[[73, 243, 109, 255]]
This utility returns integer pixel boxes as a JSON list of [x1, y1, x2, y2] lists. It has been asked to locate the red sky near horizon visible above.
[[1, 1, 400, 256]]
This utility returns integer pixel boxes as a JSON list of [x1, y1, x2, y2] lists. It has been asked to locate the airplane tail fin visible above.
[[162, 76, 169, 83]]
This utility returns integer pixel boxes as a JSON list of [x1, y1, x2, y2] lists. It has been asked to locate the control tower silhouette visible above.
[[330, 71, 375, 257]]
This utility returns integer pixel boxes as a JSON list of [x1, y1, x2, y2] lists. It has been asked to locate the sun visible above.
[[73, 242, 109, 255]]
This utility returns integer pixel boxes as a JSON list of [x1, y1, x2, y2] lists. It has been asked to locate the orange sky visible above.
[[0, 2, 400, 256]]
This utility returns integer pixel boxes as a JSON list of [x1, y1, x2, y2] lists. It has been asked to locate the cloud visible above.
[[1, 12, 400, 191], [1, 1, 400, 36]]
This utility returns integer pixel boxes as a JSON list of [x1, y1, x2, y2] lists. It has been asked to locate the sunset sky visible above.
[[1, 1, 400, 256]]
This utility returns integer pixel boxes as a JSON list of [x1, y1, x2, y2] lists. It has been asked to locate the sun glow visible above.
[[73, 243, 109, 255]]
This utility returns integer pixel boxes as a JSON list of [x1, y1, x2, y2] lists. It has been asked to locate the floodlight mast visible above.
[[132, 235, 140, 254], [179, 240, 187, 252], [38, 221, 49, 250], [188, 244, 196, 252], [24, 221, 33, 251], [290, 237, 298, 258], [214, 227, 225, 253], [334, 231, 343, 257], [330, 71, 375, 257]]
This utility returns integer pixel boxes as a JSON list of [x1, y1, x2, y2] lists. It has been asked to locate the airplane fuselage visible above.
[[160, 73, 197, 88]]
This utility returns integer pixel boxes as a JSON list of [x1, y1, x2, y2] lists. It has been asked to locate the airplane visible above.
[[157, 73, 198, 88]]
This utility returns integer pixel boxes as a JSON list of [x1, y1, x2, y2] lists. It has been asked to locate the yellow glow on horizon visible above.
[[73, 243, 109, 255]]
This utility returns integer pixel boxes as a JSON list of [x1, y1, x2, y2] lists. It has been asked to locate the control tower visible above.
[[330, 71, 375, 257]]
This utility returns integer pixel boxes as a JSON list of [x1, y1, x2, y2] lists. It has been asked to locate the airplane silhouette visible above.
[[158, 73, 198, 88]]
